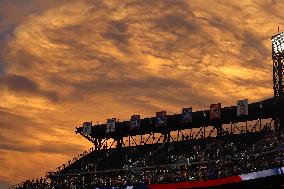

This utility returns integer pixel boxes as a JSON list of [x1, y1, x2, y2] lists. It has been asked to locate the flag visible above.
[[210, 103, 221, 120], [130, 115, 140, 131], [182, 107, 193, 122], [106, 118, 116, 133], [82, 122, 92, 135], [237, 99, 248, 116], [156, 111, 166, 127]]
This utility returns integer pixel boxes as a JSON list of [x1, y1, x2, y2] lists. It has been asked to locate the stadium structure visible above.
[[11, 32, 284, 188]]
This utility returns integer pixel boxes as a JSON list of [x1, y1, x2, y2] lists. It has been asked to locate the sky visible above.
[[0, 0, 283, 187]]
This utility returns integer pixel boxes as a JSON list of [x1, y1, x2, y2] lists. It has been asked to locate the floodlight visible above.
[[272, 32, 284, 54], [272, 32, 284, 97]]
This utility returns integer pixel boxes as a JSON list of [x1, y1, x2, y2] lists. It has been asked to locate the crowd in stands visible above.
[[11, 125, 284, 188]]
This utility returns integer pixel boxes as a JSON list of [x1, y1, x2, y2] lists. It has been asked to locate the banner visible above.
[[210, 103, 221, 120], [130, 115, 140, 131], [156, 111, 166, 127], [106, 118, 116, 133], [237, 99, 248, 116], [95, 167, 284, 189], [82, 122, 92, 135], [239, 167, 284, 181], [182, 107, 193, 123]]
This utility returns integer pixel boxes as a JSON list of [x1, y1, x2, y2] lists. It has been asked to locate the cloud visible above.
[[0, 108, 68, 154], [0, 132, 84, 156], [0, 179, 10, 189], [0, 62, 5, 75], [0, 74, 58, 102], [0, 0, 284, 186], [102, 20, 131, 46]]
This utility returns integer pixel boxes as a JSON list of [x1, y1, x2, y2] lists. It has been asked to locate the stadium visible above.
[[9, 32, 284, 188]]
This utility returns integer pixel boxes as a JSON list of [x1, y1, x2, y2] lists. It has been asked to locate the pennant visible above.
[[130, 115, 140, 131], [210, 103, 221, 120], [156, 111, 167, 127], [82, 122, 92, 135], [237, 99, 248, 116], [182, 107, 193, 122], [106, 118, 116, 133]]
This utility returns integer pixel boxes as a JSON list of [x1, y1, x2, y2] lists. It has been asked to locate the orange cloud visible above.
[[0, 0, 283, 186]]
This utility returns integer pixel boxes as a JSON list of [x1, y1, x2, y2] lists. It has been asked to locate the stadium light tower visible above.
[[271, 32, 284, 97]]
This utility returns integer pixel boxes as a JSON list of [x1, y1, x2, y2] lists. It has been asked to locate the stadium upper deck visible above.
[[76, 96, 284, 139]]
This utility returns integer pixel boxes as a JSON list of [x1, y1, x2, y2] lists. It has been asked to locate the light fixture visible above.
[[272, 32, 284, 54]]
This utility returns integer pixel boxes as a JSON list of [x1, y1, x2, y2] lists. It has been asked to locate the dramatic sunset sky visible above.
[[0, 0, 283, 187]]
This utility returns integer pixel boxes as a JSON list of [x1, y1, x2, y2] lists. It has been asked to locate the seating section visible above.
[[11, 128, 284, 188]]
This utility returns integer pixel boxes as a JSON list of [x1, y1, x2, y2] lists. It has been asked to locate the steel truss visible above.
[[82, 118, 276, 151]]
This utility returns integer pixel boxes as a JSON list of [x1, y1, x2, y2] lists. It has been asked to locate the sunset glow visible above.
[[0, 0, 283, 187]]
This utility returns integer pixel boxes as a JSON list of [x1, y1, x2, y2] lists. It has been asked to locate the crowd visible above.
[[11, 126, 284, 188]]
